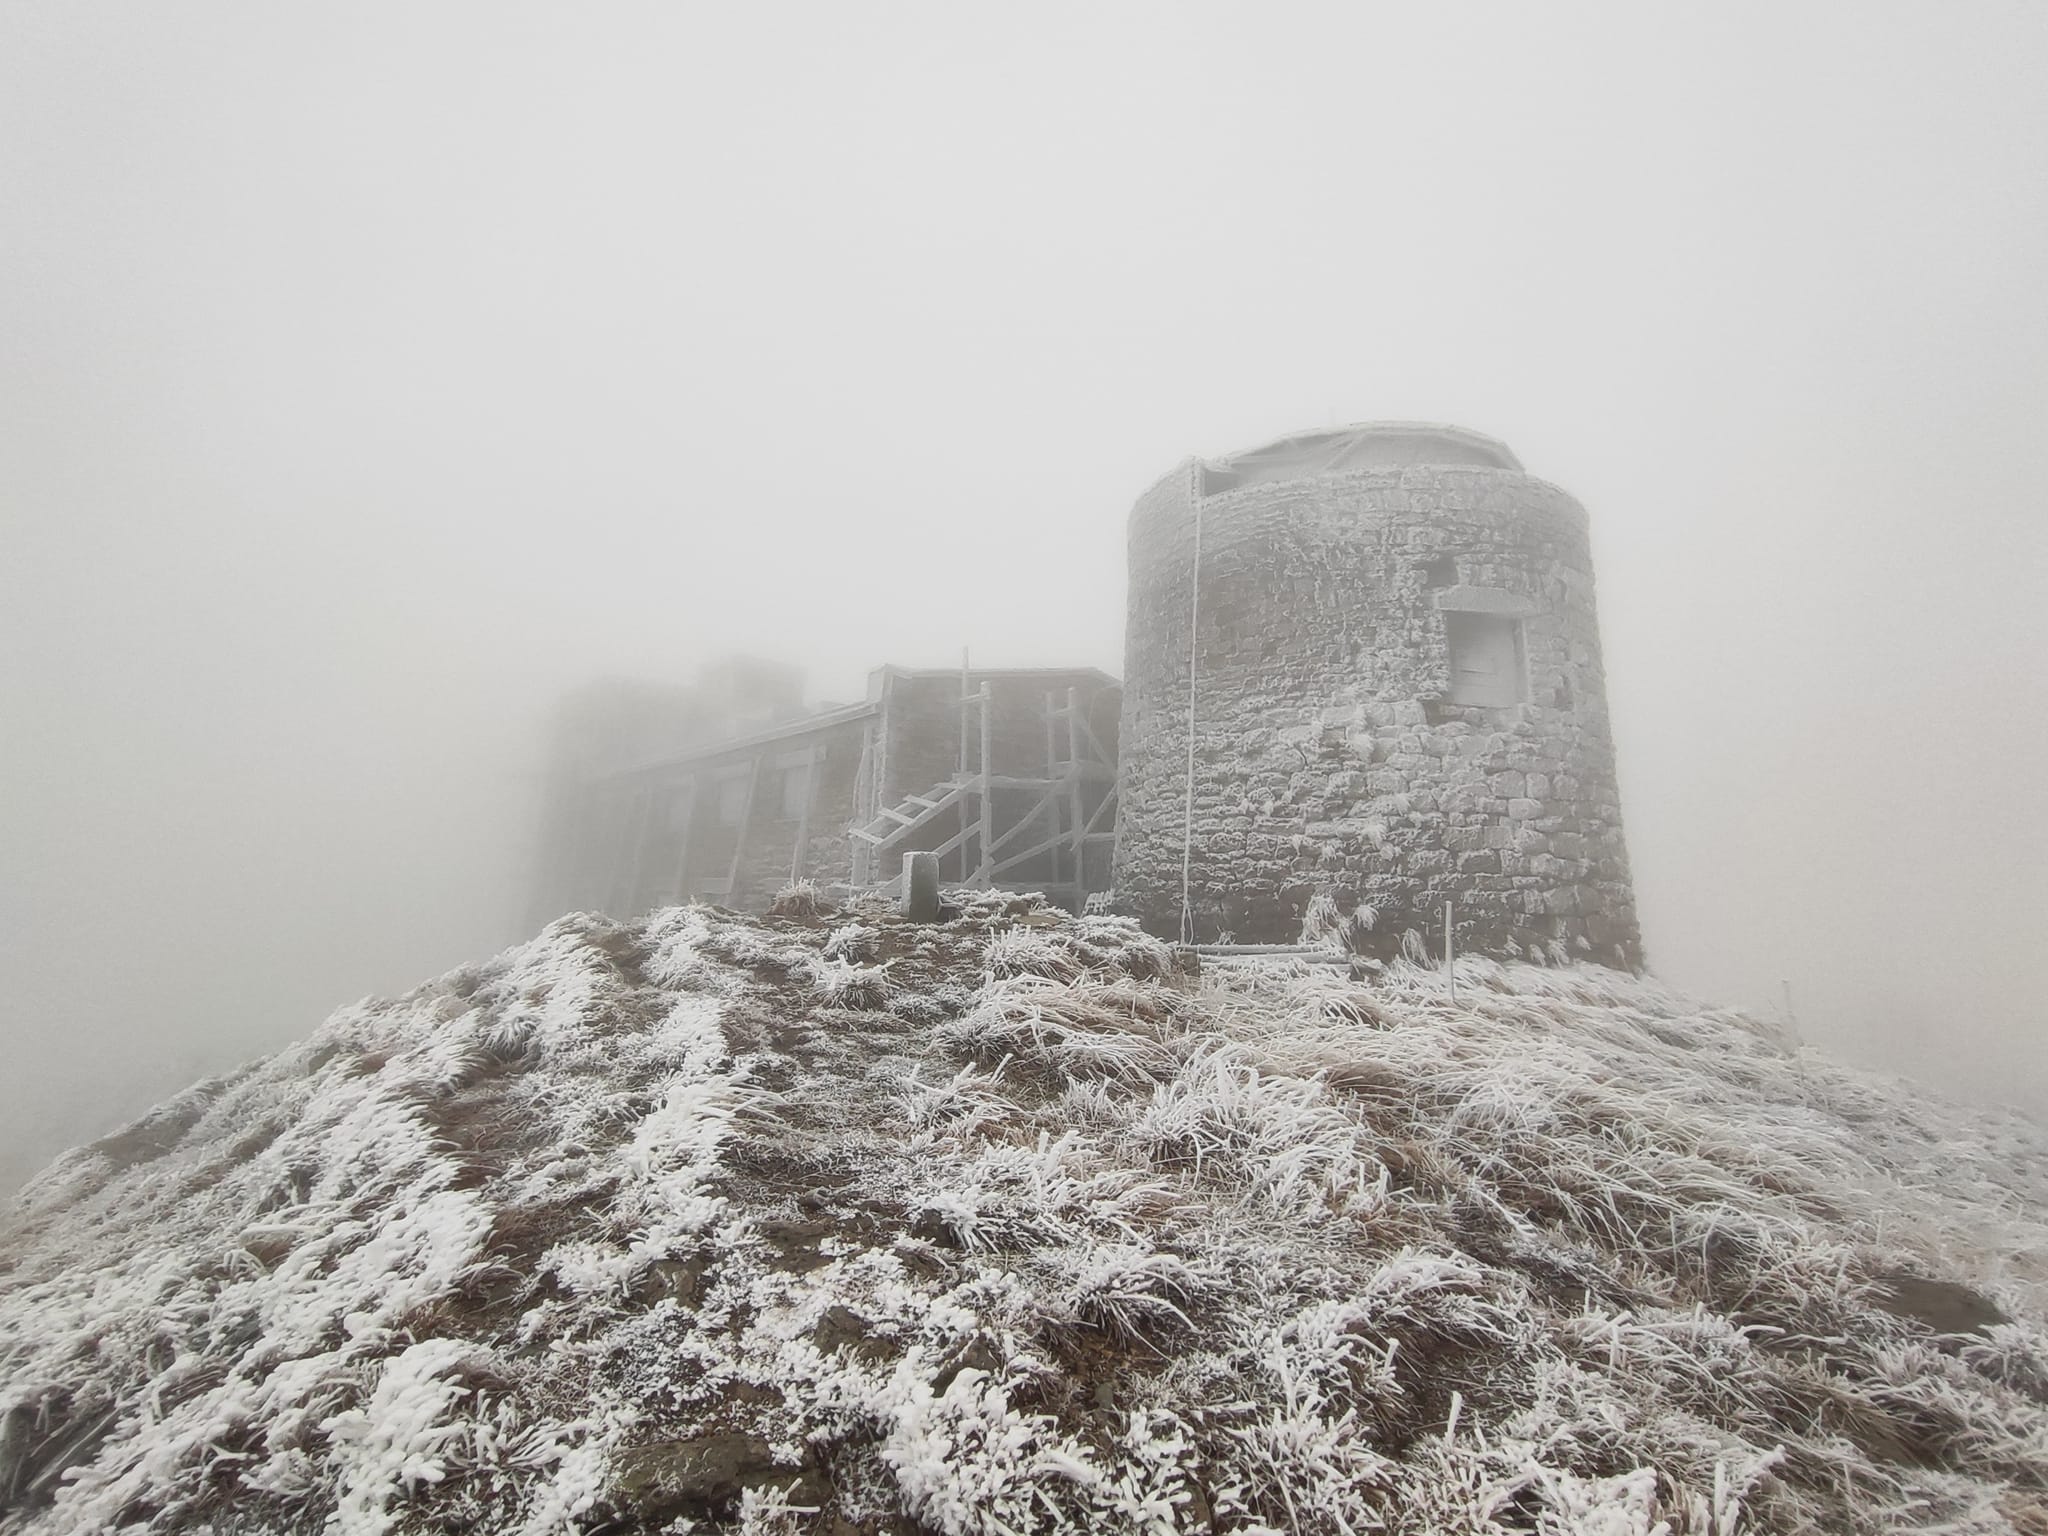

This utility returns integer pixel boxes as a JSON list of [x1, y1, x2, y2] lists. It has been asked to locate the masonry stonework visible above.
[[1113, 423, 1641, 965]]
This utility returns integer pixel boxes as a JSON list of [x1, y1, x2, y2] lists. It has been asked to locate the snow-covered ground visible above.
[[2, 894, 2044, 1534]]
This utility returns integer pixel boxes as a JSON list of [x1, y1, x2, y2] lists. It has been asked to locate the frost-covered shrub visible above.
[[768, 879, 827, 918], [811, 957, 892, 1010], [321, 1338, 486, 1533], [928, 981, 981, 1019], [1122, 1047, 1387, 1220], [707, 928, 815, 977], [941, 976, 1188, 1083], [899, 1062, 1019, 1139], [1072, 916, 1182, 982], [823, 921, 881, 963], [983, 928, 1086, 984], [889, 990, 947, 1025], [1300, 891, 1378, 953], [4, 901, 2045, 1536], [1054, 1244, 1214, 1346]]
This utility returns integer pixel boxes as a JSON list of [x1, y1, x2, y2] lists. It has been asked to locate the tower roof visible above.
[[1201, 421, 1522, 493]]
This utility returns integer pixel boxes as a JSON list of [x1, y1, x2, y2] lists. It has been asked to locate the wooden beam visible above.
[[612, 783, 655, 915], [1083, 781, 1118, 837], [789, 744, 820, 883], [670, 775, 699, 904], [1044, 690, 1061, 888], [857, 781, 967, 843], [850, 723, 874, 887], [723, 754, 763, 905], [975, 682, 994, 885], [1066, 686, 1087, 908], [923, 820, 974, 863], [990, 827, 1077, 876], [983, 781, 1062, 860], [1071, 704, 1113, 768], [954, 768, 1112, 790], [958, 650, 971, 882]]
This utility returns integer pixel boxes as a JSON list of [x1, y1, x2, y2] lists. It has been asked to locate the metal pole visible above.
[[1444, 899, 1457, 1004], [1179, 490, 1204, 945]]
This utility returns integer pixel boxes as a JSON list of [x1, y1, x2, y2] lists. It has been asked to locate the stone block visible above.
[[1507, 798, 1542, 820], [1442, 783, 1487, 814]]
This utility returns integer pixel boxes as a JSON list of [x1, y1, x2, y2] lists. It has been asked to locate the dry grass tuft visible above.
[[4, 903, 2043, 1536], [767, 879, 828, 918]]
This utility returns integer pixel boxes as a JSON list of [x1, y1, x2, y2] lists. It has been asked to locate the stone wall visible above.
[[1114, 450, 1640, 966], [593, 713, 872, 918], [527, 665, 818, 927]]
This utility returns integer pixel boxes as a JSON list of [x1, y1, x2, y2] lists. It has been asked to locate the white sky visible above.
[[4, 1, 2045, 1187]]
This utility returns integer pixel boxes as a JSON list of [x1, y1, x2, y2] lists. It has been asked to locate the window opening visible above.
[[1445, 611, 1526, 707]]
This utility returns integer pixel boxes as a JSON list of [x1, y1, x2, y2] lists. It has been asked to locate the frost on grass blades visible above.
[[2, 895, 2046, 1534]]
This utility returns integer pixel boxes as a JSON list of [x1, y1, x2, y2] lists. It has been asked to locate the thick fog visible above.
[[3, 2, 2044, 1192]]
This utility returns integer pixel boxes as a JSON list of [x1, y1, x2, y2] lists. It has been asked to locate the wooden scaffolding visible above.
[[848, 679, 1116, 911]]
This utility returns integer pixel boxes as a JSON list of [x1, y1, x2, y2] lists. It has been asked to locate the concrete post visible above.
[[902, 851, 941, 922]]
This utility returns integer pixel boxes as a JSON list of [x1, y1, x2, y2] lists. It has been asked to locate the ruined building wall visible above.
[[627, 716, 871, 915], [1114, 432, 1640, 965], [873, 670, 1121, 805], [538, 667, 1128, 924]]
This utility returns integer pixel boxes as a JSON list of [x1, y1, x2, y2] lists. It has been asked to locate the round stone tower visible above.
[[1113, 422, 1640, 966]]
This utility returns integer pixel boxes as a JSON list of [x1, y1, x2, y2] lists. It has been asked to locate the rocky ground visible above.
[[2, 891, 2044, 1535]]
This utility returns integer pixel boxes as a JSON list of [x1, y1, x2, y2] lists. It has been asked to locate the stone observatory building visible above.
[[533, 418, 1642, 971], [1113, 422, 1641, 966]]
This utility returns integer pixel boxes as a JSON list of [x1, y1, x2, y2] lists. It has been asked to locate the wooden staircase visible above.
[[847, 682, 1116, 910]]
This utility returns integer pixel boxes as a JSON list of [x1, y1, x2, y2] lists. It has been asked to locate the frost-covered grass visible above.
[[2, 898, 2045, 1535]]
